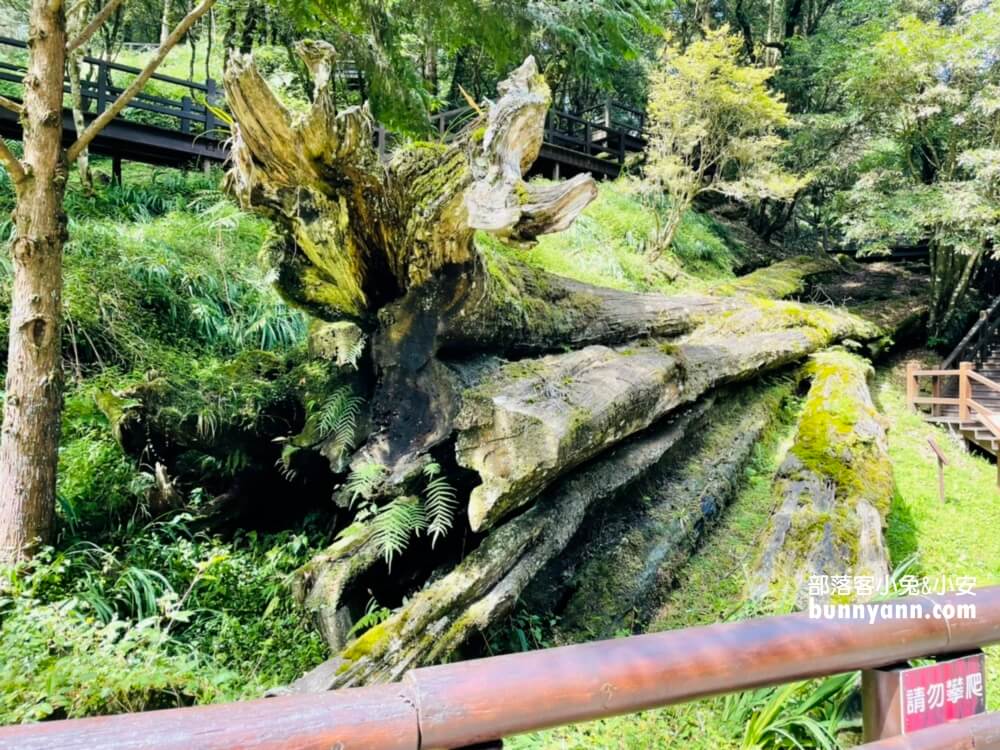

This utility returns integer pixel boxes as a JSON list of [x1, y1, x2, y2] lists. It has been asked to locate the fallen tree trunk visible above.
[[290, 266, 869, 651], [548, 382, 793, 642], [223, 43, 915, 691], [457, 301, 877, 531], [284, 397, 715, 691], [224, 42, 843, 484], [749, 350, 893, 608]]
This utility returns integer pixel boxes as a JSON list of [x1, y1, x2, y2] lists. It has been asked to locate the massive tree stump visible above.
[[225, 44, 905, 689]]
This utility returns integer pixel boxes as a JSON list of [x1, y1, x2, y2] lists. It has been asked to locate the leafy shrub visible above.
[[0, 518, 329, 723]]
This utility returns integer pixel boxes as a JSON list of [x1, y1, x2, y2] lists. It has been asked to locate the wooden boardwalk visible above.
[[906, 297, 1000, 478], [0, 36, 645, 178]]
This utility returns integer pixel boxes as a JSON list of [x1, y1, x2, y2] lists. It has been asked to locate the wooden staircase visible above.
[[906, 297, 1000, 482]]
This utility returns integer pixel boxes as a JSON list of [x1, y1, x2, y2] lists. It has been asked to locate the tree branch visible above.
[[67, 0, 215, 162], [0, 139, 25, 185], [0, 96, 22, 115], [66, 0, 125, 54]]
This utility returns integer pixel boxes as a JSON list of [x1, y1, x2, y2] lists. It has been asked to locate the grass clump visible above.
[[0, 163, 332, 721], [0, 518, 328, 723], [480, 178, 744, 295]]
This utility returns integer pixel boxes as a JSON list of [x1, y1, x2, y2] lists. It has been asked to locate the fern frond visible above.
[[314, 386, 364, 460], [345, 333, 367, 369], [372, 496, 426, 567], [424, 474, 457, 548], [346, 596, 392, 638], [344, 461, 386, 505]]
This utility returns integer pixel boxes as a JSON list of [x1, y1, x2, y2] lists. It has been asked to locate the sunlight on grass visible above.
[[483, 180, 745, 296], [877, 361, 1000, 712]]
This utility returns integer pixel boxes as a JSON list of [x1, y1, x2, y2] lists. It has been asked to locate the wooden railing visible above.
[[0, 35, 225, 139], [0, 587, 998, 749], [943, 296, 1000, 369], [374, 100, 647, 172], [906, 360, 1000, 484]]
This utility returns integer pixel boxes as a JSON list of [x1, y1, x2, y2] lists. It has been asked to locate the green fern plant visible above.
[[314, 387, 364, 459], [344, 462, 387, 505], [372, 496, 426, 568], [422, 462, 457, 548], [347, 596, 392, 638]]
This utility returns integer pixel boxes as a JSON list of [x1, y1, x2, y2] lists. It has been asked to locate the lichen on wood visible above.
[[750, 349, 893, 608], [286, 398, 713, 689]]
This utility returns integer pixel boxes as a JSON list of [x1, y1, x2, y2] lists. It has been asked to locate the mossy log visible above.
[[547, 383, 792, 642], [284, 398, 714, 691], [225, 43, 908, 690], [749, 350, 893, 609], [224, 43, 842, 485], [457, 300, 878, 532]]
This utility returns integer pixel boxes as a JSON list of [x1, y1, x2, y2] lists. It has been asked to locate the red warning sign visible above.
[[900, 653, 986, 733]]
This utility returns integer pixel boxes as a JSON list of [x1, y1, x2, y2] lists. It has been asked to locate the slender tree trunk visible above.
[[204, 7, 213, 81], [67, 3, 91, 189], [0, 0, 69, 564], [160, 0, 173, 45]]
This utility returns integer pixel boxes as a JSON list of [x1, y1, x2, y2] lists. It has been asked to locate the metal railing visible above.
[[0, 587, 998, 749]]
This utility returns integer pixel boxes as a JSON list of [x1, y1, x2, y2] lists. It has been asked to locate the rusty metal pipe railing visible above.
[[858, 712, 1000, 749], [1, 587, 998, 750]]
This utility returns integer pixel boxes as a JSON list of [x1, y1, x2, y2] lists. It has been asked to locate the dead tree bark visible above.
[[749, 350, 892, 608], [223, 46, 910, 689]]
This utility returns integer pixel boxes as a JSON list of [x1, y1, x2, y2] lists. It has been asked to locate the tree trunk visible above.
[[750, 350, 892, 608], [0, 0, 69, 563], [550, 382, 790, 642], [285, 397, 715, 691], [222, 48, 910, 690], [67, 4, 91, 189], [160, 0, 173, 45]]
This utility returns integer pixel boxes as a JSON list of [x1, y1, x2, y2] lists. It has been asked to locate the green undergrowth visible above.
[[0, 518, 328, 722], [0, 163, 332, 722], [479, 179, 748, 295], [877, 357, 1000, 711]]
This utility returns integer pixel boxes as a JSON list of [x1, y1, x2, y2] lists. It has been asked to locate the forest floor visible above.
[[510, 355, 1000, 750], [1, 165, 996, 745]]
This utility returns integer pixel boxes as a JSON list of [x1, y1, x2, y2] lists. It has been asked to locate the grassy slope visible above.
[[482, 179, 747, 294], [876, 357, 1000, 712], [512, 357, 1000, 748]]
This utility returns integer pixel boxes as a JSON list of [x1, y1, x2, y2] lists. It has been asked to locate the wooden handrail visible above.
[[968, 399, 1000, 439], [858, 712, 1000, 749], [969, 371, 1000, 394], [0, 587, 998, 750], [943, 295, 1000, 369]]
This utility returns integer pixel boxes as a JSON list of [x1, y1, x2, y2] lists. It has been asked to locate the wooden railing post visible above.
[[905, 360, 918, 412], [959, 361, 972, 422], [95, 58, 109, 114], [179, 96, 192, 134]]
